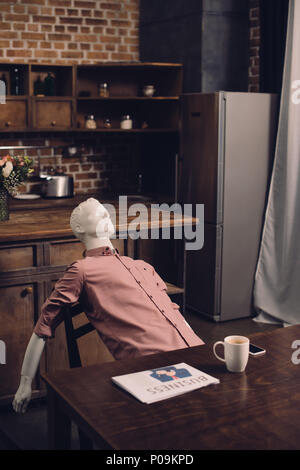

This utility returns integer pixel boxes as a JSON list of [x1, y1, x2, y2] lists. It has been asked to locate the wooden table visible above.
[[42, 325, 300, 450]]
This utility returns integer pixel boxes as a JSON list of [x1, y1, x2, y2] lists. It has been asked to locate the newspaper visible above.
[[112, 362, 220, 404]]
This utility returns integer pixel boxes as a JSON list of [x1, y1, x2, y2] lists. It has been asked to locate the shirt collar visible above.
[[83, 246, 119, 257]]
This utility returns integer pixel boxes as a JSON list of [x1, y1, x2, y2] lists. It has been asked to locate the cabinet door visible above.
[[34, 99, 72, 129], [0, 283, 36, 400], [0, 99, 28, 129]]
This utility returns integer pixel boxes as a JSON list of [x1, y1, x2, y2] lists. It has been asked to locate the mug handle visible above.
[[213, 341, 226, 362]]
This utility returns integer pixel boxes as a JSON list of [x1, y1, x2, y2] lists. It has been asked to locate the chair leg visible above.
[[78, 427, 93, 450]]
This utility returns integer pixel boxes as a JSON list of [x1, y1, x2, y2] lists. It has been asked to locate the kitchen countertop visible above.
[[9, 193, 145, 211], [1, 194, 198, 242]]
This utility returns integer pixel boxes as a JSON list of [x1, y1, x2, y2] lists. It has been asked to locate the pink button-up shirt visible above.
[[34, 246, 204, 359]]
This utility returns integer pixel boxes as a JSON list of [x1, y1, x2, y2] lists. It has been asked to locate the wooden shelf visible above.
[[0, 62, 182, 132], [32, 96, 74, 100], [75, 62, 182, 69], [73, 128, 178, 133], [0, 128, 178, 134], [4, 95, 29, 100], [76, 96, 180, 101]]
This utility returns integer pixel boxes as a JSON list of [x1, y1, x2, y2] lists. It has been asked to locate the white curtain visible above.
[[253, 0, 300, 326]]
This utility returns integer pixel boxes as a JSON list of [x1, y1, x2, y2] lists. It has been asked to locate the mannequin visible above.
[[13, 198, 204, 413], [13, 198, 115, 413]]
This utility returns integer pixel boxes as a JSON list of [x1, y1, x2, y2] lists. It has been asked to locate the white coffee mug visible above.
[[213, 335, 249, 372]]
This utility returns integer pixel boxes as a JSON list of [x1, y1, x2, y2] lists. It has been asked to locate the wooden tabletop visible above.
[[0, 196, 198, 242], [42, 325, 300, 450]]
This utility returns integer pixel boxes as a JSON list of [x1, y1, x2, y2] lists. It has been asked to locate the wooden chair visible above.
[[63, 302, 95, 369], [63, 303, 95, 449]]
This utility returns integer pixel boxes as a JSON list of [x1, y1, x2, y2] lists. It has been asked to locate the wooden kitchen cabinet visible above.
[[0, 234, 121, 405], [0, 236, 80, 405], [32, 98, 73, 130], [0, 282, 37, 400], [0, 62, 182, 133], [0, 98, 28, 130]]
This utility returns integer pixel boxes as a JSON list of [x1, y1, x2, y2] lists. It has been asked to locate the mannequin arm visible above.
[[12, 332, 46, 413]]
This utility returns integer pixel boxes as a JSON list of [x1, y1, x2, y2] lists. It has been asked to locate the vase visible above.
[[0, 187, 9, 221]]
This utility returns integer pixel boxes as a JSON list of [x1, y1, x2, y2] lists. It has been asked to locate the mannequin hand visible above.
[[12, 376, 32, 413]]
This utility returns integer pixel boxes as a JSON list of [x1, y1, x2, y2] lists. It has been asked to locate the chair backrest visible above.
[[63, 303, 95, 368]]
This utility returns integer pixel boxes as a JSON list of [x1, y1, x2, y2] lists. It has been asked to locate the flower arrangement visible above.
[[0, 154, 34, 192]]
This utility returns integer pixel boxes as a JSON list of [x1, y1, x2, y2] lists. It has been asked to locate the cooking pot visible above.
[[42, 175, 74, 198]]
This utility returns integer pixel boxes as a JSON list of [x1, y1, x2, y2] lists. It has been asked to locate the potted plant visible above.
[[0, 154, 34, 221]]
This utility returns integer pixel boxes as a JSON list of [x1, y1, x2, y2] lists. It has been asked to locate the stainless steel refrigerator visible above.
[[180, 92, 278, 321]]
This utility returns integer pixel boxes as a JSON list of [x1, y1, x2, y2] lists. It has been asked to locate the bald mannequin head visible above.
[[70, 198, 115, 245]]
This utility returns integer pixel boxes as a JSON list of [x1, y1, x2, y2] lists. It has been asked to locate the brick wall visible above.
[[0, 1, 261, 195], [0, 0, 139, 64], [0, 0, 140, 196], [248, 0, 260, 92], [0, 134, 140, 195]]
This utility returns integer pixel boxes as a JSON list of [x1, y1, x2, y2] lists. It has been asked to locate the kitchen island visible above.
[[0, 195, 196, 405]]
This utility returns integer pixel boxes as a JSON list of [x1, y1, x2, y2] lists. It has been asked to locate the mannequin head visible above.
[[70, 198, 115, 249]]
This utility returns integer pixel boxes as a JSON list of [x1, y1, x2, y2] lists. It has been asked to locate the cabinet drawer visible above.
[[0, 245, 36, 271], [0, 99, 28, 129], [49, 240, 84, 266], [34, 99, 72, 128]]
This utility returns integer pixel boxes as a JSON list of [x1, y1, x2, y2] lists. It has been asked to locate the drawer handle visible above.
[[5, 121, 11, 127], [21, 286, 33, 297], [51, 120, 56, 127]]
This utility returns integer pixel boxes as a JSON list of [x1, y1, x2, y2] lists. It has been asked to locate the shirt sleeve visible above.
[[34, 261, 84, 339]]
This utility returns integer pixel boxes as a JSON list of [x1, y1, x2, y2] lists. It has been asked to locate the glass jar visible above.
[[103, 117, 112, 129], [142, 85, 156, 97], [85, 114, 97, 129], [98, 82, 109, 98], [120, 114, 133, 130]]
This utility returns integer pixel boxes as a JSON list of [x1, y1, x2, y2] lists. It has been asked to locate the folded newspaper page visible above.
[[112, 362, 220, 404]]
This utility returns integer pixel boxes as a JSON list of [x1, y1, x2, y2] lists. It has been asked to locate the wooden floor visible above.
[[0, 312, 280, 450]]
